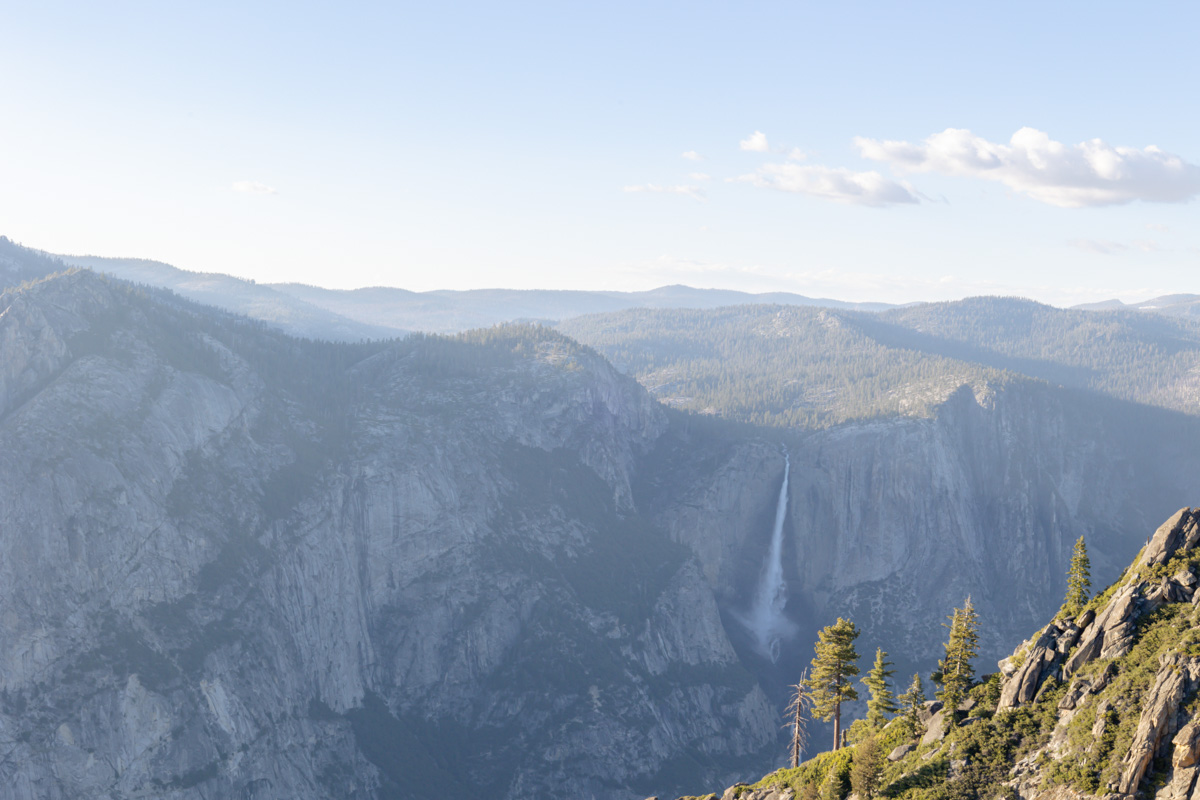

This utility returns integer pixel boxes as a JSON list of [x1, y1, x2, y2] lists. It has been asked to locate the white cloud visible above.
[[232, 180, 277, 195], [740, 131, 769, 152], [688, 172, 711, 181], [856, 127, 1200, 207], [1146, 223, 1171, 232], [786, 148, 807, 161], [623, 183, 705, 201], [682, 150, 703, 161], [735, 163, 919, 207]]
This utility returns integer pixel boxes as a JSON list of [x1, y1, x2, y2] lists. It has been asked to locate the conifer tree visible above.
[[819, 760, 850, 800], [936, 597, 979, 724], [785, 671, 811, 769], [805, 617, 860, 750], [862, 648, 898, 728], [1063, 535, 1092, 616], [850, 734, 883, 800], [897, 673, 926, 737]]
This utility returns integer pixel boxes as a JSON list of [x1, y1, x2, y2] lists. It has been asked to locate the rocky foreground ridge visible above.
[[694, 508, 1200, 800]]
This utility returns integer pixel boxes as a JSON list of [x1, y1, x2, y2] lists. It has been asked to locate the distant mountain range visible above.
[[6, 237, 1196, 339], [7, 241, 892, 339], [1074, 294, 1200, 317]]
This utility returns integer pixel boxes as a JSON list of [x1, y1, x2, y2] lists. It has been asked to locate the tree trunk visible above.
[[833, 702, 841, 750]]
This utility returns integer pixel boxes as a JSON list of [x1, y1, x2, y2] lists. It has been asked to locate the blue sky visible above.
[[2, 1, 1197, 304]]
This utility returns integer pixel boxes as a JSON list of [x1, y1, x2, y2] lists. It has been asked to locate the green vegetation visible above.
[[936, 598, 980, 723], [806, 618, 861, 750], [1062, 535, 1093, 617], [715, 536, 1200, 800], [850, 734, 884, 800], [559, 305, 1010, 428], [863, 649, 899, 729], [897, 673, 927, 737], [558, 298, 1200, 429]]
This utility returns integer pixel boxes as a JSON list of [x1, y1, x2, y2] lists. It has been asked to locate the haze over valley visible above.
[[5, 235, 1200, 798], [4, 2, 1200, 799]]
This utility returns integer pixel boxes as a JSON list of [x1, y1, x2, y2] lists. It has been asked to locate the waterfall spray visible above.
[[744, 450, 796, 662]]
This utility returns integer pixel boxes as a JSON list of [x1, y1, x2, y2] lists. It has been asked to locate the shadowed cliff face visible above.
[[5, 270, 1200, 800], [649, 384, 1200, 700], [0, 272, 774, 800]]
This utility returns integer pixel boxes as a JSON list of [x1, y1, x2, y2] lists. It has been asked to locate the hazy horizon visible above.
[[8, 237, 1193, 311], [4, 3, 1198, 306]]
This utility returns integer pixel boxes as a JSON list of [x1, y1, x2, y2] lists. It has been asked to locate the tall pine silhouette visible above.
[[805, 618, 860, 749]]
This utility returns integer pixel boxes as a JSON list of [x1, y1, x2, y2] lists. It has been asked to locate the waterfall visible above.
[[744, 451, 796, 663]]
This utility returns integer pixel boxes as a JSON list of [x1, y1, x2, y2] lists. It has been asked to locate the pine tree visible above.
[[936, 598, 980, 725], [819, 760, 850, 800], [862, 648, 898, 728], [805, 617, 860, 750], [897, 672, 927, 737], [850, 734, 883, 800], [1063, 535, 1092, 616], [785, 672, 811, 769]]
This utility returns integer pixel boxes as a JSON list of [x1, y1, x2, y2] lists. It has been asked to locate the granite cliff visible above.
[[4, 264, 1200, 799]]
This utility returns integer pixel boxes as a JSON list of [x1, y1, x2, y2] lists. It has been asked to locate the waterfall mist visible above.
[[742, 451, 797, 663]]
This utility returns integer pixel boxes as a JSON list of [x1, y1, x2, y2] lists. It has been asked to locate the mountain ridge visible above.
[[5, 251, 1200, 798]]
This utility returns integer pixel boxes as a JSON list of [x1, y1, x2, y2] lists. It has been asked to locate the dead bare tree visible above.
[[785, 669, 811, 769]]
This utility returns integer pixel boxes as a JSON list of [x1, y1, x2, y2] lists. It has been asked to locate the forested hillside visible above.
[[558, 300, 1200, 429]]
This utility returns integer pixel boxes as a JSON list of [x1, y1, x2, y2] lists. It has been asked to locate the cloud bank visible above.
[[736, 163, 919, 207], [855, 128, 1200, 207]]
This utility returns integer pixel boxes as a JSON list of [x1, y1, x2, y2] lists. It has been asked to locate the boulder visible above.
[[1064, 583, 1141, 675], [721, 784, 750, 800], [998, 625, 1060, 709], [1142, 508, 1200, 567], [917, 700, 943, 723], [1076, 608, 1096, 630], [1173, 721, 1200, 769], [921, 712, 946, 745], [1158, 721, 1200, 800], [1055, 621, 1083, 655], [1176, 566, 1198, 587], [1091, 698, 1113, 740], [889, 743, 915, 761]]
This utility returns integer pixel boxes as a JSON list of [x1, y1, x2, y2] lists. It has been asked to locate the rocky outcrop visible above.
[[1142, 509, 1200, 567], [1119, 654, 1200, 795], [996, 612, 1095, 711], [997, 511, 1200, 712]]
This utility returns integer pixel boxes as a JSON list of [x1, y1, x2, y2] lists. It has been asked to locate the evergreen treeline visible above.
[[558, 299, 1200, 429], [752, 541, 1096, 800]]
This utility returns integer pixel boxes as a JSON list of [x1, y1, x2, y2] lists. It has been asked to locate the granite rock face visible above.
[[7, 268, 1200, 799], [0, 272, 773, 800]]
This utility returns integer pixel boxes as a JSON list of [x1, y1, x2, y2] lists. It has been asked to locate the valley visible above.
[[2, 240, 1200, 798]]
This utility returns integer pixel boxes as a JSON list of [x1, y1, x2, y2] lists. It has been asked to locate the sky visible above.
[[2, 1, 1197, 306]]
